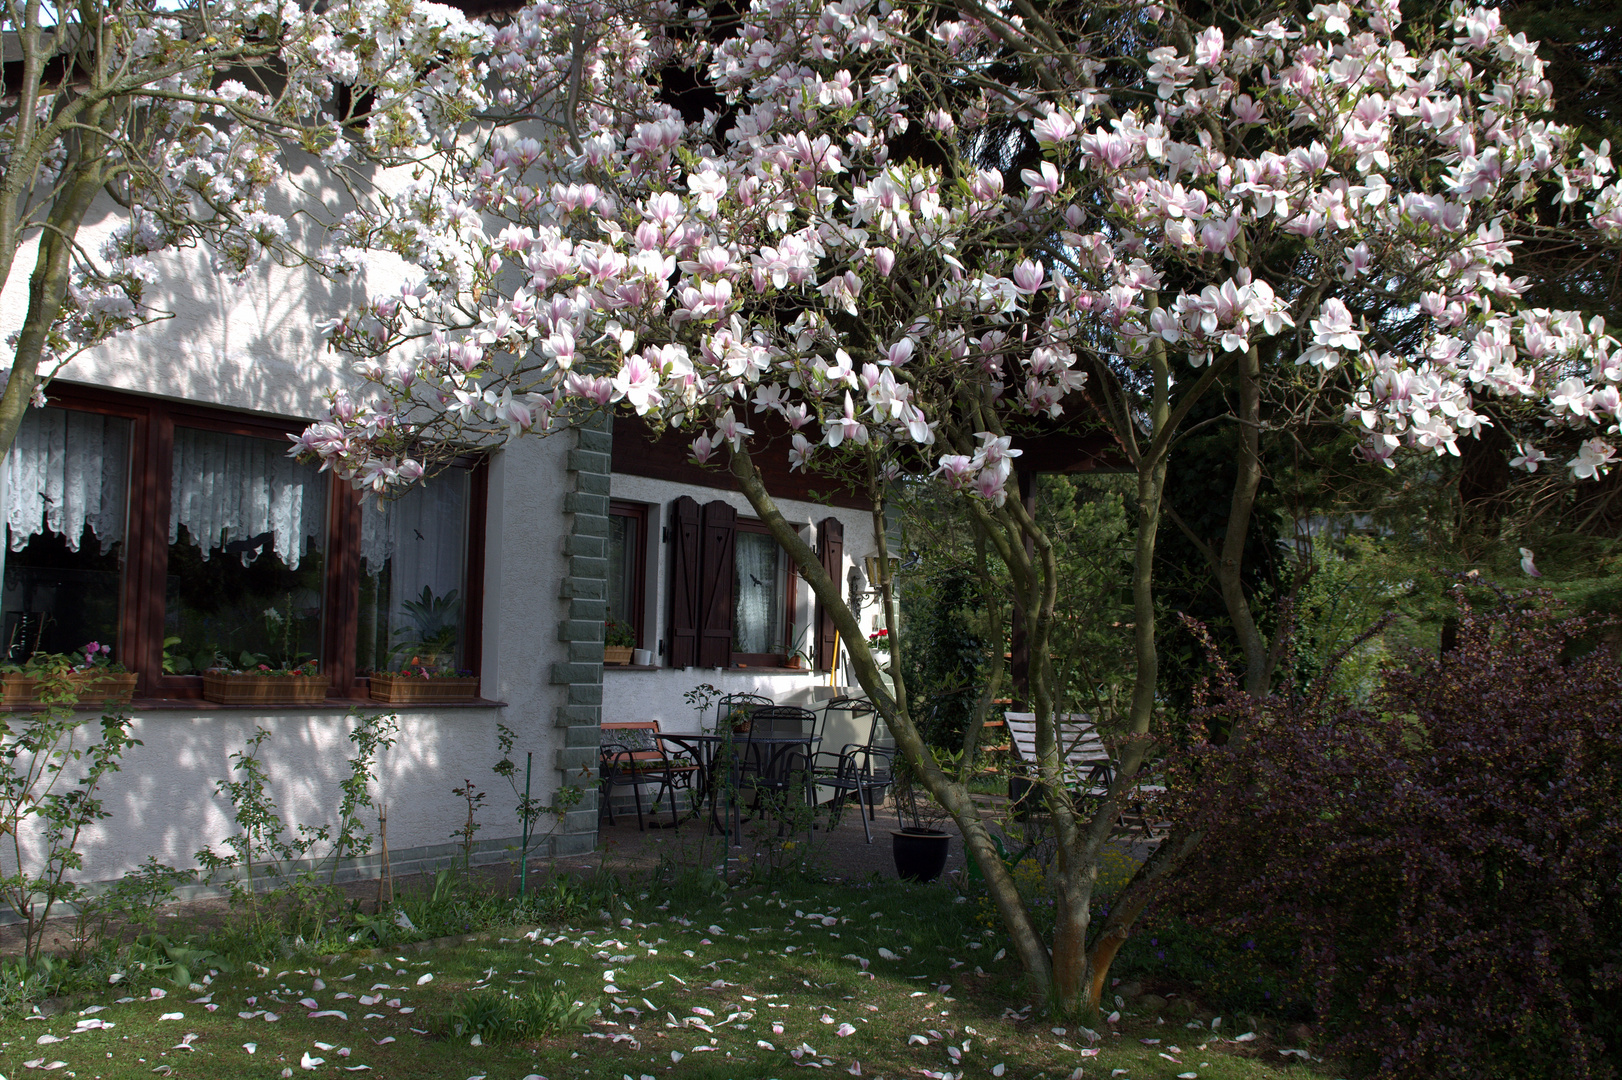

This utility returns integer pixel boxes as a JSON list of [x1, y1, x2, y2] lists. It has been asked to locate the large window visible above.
[[164, 427, 328, 673], [0, 387, 485, 700], [732, 524, 787, 661]]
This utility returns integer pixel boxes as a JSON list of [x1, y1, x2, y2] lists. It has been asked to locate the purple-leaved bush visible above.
[[1162, 589, 1622, 1079]]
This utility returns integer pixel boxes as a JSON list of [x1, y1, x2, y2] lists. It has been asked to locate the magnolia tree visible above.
[[0, 0, 490, 454], [299, 0, 1622, 1012]]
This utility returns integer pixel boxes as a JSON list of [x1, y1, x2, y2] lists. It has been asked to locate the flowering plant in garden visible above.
[[0, 643, 129, 677], [75, 642, 120, 672], [294, 0, 1622, 1012], [865, 628, 890, 651]]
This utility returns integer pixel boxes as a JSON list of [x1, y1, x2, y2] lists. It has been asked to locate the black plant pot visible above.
[[891, 828, 951, 882]]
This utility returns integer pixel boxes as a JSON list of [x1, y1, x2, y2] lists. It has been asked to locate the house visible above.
[[0, 175, 880, 899]]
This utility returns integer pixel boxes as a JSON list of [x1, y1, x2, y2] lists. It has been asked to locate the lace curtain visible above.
[[359, 473, 467, 619], [4, 407, 130, 554], [169, 426, 326, 569], [733, 531, 781, 653]]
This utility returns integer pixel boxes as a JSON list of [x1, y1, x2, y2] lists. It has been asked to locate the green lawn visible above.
[[0, 878, 1340, 1080]]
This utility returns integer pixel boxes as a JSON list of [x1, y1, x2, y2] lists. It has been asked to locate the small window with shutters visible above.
[[666, 497, 823, 669]]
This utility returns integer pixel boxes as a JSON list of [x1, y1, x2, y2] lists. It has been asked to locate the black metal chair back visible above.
[[713, 692, 773, 733], [816, 695, 875, 744], [747, 704, 817, 739], [818, 705, 899, 843], [738, 704, 817, 791]]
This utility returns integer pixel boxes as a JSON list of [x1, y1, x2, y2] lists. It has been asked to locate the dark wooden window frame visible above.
[[24, 385, 487, 701], [608, 500, 649, 650], [731, 517, 795, 668]]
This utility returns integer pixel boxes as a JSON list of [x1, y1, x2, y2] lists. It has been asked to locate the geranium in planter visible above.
[[866, 627, 893, 667], [201, 659, 329, 705], [368, 658, 480, 703], [197, 596, 330, 704], [2, 642, 138, 706]]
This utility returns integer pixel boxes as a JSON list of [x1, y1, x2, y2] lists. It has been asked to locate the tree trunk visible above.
[[726, 444, 1058, 997], [958, 521, 1005, 783], [1215, 342, 1270, 698], [0, 111, 110, 457], [1071, 331, 1178, 1012]]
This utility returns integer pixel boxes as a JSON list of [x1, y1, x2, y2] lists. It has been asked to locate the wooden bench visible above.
[[600, 721, 701, 830], [1004, 711, 1113, 793], [1003, 712, 1166, 839]]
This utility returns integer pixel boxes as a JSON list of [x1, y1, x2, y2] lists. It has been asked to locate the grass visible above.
[[0, 874, 1342, 1080]]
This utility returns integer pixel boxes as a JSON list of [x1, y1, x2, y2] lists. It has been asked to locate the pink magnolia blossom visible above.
[[298, 0, 1622, 500]]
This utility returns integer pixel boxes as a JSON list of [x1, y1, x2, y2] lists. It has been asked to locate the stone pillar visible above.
[[550, 412, 612, 846]]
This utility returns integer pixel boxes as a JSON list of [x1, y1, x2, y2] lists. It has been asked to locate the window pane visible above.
[[356, 470, 469, 674], [734, 530, 783, 654], [607, 511, 639, 647], [2, 407, 130, 661], [164, 427, 327, 673]]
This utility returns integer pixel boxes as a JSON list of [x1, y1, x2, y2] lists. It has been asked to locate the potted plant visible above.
[[202, 657, 329, 705], [890, 749, 952, 883], [785, 626, 812, 670], [200, 596, 329, 705], [866, 626, 891, 662], [389, 586, 462, 672], [369, 657, 480, 704], [2, 641, 138, 706], [603, 614, 636, 665]]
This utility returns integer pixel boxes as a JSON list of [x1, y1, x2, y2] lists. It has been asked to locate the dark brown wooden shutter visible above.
[[816, 517, 843, 671], [697, 500, 736, 667], [667, 497, 702, 667]]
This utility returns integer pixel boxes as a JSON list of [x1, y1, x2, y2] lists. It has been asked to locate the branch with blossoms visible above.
[[0, 0, 494, 458]]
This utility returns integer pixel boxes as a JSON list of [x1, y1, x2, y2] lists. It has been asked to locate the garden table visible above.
[[659, 731, 821, 846]]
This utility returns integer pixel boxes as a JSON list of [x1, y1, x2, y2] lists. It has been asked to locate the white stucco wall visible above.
[[603, 472, 881, 736], [1, 172, 580, 889], [0, 159, 392, 418]]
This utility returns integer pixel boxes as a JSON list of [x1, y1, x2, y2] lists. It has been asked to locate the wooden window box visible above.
[[2, 672, 139, 706], [201, 673, 331, 706], [367, 673, 481, 704]]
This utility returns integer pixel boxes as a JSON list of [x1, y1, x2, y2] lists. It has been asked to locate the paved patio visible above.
[[581, 791, 1156, 885], [584, 790, 973, 883]]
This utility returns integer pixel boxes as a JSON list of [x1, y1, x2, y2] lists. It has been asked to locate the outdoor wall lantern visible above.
[[864, 555, 902, 589], [847, 564, 868, 615]]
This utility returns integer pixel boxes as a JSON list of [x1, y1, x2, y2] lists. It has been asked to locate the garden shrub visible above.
[[1164, 589, 1622, 1078], [1110, 915, 1306, 1021]]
